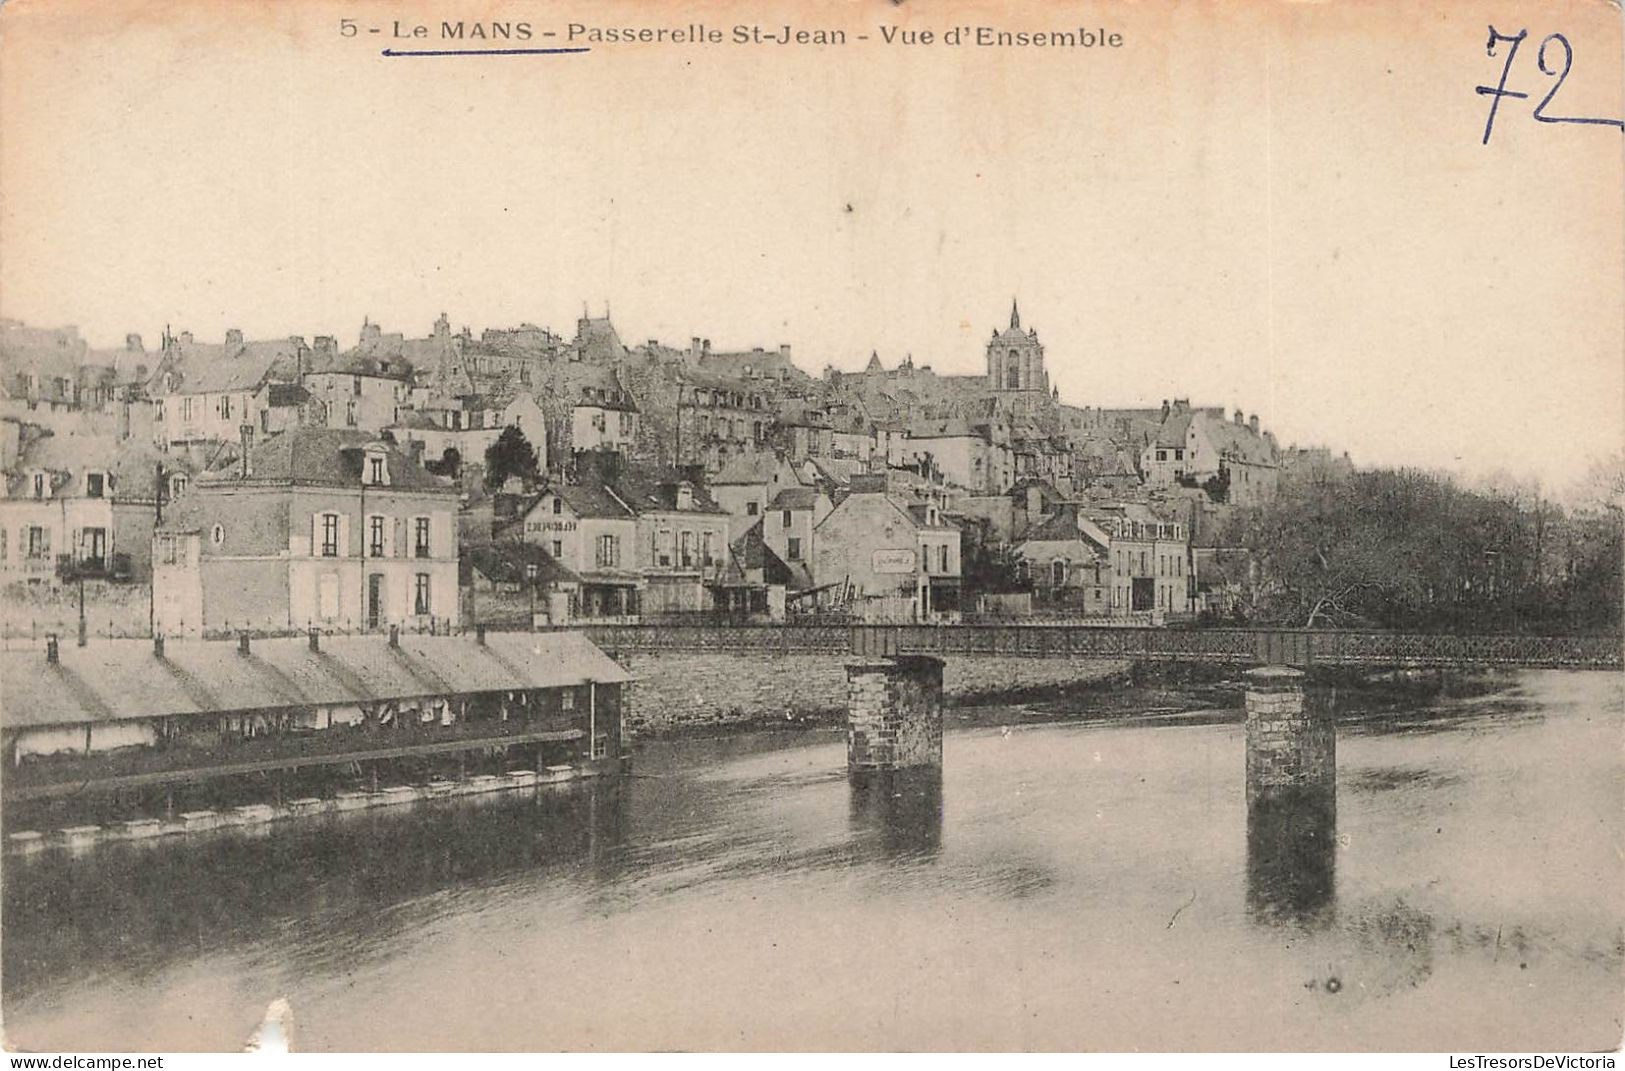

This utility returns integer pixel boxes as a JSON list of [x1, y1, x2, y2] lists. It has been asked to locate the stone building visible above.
[[812, 474, 961, 622], [518, 481, 642, 621], [1015, 503, 1110, 614], [152, 428, 460, 636], [986, 300, 1048, 393]]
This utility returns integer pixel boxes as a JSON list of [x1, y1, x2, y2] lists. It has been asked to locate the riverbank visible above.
[[622, 655, 1519, 740], [618, 650, 1138, 737]]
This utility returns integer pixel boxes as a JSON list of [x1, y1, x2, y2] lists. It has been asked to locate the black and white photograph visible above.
[[0, 0, 1620, 1055]]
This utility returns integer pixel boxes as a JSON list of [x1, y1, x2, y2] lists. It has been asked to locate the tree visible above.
[[484, 426, 539, 491], [424, 446, 462, 479]]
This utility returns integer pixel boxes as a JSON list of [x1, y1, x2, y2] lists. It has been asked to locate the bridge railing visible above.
[[561, 622, 1620, 669]]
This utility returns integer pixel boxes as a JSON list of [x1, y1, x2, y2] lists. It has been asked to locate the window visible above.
[[347, 401, 357, 427], [26, 526, 47, 559], [320, 514, 340, 557], [414, 517, 431, 558], [1157, 450, 1167, 462], [561, 687, 576, 711], [211, 524, 225, 546], [368, 515, 386, 557], [170, 474, 188, 499], [550, 540, 562, 558], [702, 531, 716, 566], [940, 545, 950, 574], [182, 397, 195, 422], [787, 536, 802, 561], [31, 474, 44, 499], [1052, 560, 1066, 587], [596, 534, 619, 569], [368, 457, 383, 484], [782, 509, 792, 528], [0, 527, 6, 560], [679, 531, 695, 569], [86, 473, 105, 498], [619, 412, 634, 436], [353, 375, 363, 396], [414, 573, 431, 615], [552, 498, 563, 515], [746, 501, 759, 516]]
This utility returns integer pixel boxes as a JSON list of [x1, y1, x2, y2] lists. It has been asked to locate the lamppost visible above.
[[527, 562, 539, 630]]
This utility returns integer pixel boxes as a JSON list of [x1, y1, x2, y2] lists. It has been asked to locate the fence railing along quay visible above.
[[567, 623, 1623, 670]]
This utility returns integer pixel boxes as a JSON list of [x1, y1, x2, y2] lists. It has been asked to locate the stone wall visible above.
[[617, 650, 1129, 734]]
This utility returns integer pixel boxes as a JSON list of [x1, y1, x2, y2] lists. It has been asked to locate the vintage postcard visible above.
[[0, 0, 1621, 1055]]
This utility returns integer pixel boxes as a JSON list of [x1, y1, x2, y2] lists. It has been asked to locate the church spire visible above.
[[1009, 298, 1021, 331]]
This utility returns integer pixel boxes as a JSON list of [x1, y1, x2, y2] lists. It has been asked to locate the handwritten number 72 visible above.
[[1477, 27, 1625, 145]]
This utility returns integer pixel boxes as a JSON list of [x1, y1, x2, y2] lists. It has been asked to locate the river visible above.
[[3, 669, 1620, 1051]]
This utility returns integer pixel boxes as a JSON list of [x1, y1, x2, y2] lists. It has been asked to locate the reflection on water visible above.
[[1246, 785, 1337, 927], [3, 670, 1620, 1052], [848, 768, 943, 859]]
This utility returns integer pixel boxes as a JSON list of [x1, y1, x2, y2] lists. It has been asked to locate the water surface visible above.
[[4, 670, 1620, 1051]]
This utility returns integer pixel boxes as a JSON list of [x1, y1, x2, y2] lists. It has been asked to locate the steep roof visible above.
[[1018, 504, 1103, 548], [611, 466, 727, 515], [193, 428, 455, 494], [711, 451, 786, 486], [0, 632, 632, 729], [546, 482, 635, 520], [465, 541, 581, 586], [1196, 413, 1277, 467], [311, 348, 414, 381], [767, 486, 822, 511], [155, 338, 304, 395]]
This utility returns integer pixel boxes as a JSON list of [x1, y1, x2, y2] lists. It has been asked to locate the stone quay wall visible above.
[[617, 650, 1130, 735]]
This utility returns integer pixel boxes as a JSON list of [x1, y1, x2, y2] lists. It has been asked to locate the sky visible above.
[[2, 0, 1621, 493]]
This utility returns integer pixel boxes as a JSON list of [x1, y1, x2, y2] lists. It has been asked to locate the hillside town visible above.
[[0, 300, 1563, 638]]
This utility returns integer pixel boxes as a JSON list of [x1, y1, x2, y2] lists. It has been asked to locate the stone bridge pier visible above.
[[845, 656, 945, 782], [1244, 666, 1338, 923]]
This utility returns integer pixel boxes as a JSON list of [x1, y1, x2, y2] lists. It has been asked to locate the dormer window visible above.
[[86, 473, 105, 498], [170, 474, 188, 499], [676, 483, 694, 511], [365, 453, 388, 485], [31, 473, 45, 498]]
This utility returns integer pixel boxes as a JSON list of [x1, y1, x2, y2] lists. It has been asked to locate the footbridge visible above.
[[575, 623, 1621, 670]]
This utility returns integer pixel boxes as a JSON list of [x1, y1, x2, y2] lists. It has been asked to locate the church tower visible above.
[[986, 299, 1047, 392]]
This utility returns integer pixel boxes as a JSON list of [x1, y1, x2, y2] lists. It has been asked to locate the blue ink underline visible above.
[[381, 47, 591, 57]]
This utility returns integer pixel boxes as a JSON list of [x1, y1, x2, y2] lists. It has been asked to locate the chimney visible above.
[[314, 335, 337, 358], [690, 336, 701, 355], [1234, 409, 1244, 425], [779, 344, 791, 360], [1160, 399, 1170, 420], [389, 624, 399, 648], [238, 425, 254, 479], [125, 333, 144, 352], [308, 627, 320, 652], [225, 327, 244, 348], [476, 624, 487, 646], [703, 339, 711, 353], [179, 330, 194, 344], [1248, 414, 1260, 434], [45, 634, 59, 664], [678, 463, 705, 486], [153, 634, 165, 658], [288, 335, 306, 350], [238, 631, 251, 656]]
